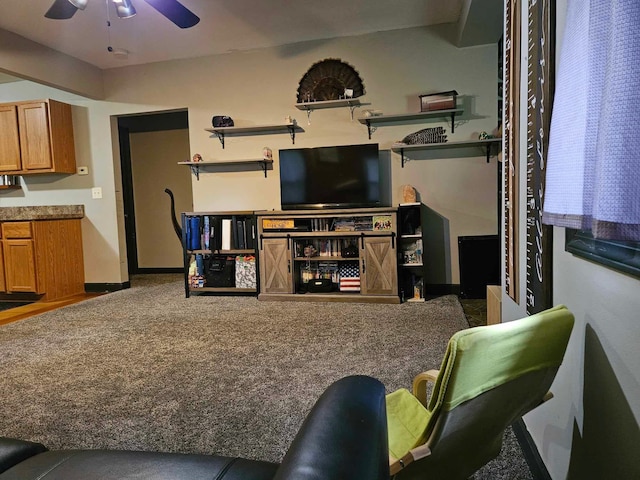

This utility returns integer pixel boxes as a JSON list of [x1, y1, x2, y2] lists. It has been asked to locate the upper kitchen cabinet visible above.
[[0, 99, 76, 175]]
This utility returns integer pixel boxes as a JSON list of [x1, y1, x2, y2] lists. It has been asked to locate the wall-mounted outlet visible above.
[[91, 187, 102, 199], [77, 166, 89, 175]]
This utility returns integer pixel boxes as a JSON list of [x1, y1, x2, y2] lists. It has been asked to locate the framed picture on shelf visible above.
[[419, 90, 458, 112], [373, 215, 392, 231]]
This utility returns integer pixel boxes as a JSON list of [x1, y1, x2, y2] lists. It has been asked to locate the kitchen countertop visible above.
[[0, 205, 85, 221]]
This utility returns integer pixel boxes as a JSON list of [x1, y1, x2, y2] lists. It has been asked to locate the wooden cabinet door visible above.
[[0, 104, 22, 172], [260, 237, 293, 294], [18, 102, 53, 171], [3, 239, 37, 293], [0, 242, 5, 292], [360, 236, 397, 296]]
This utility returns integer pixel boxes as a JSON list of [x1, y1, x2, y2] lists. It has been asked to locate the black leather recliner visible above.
[[0, 375, 389, 480]]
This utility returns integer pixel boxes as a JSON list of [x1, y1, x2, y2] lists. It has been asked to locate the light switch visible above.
[[77, 166, 89, 175], [91, 187, 102, 199]]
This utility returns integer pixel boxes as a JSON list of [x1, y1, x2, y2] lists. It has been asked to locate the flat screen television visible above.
[[279, 143, 382, 210]]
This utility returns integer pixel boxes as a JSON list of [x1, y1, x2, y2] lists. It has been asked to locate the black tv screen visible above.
[[279, 143, 381, 210]]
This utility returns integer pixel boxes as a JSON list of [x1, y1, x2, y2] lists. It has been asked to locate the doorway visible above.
[[118, 110, 193, 274]]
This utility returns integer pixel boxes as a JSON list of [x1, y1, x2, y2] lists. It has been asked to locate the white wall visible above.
[[501, 1, 640, 478], [0, 81, 184, 283], [0, 81, 123, 283], [1, 25, 499, 286], [103, 26, 500, 284], [130, 129, 192, 268], [0, 28, 103, 99]]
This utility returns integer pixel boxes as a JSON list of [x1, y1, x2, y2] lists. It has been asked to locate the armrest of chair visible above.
[[0, 437, 47, 474], [412, 369, 440, 406], [273, 375, 389, 480]]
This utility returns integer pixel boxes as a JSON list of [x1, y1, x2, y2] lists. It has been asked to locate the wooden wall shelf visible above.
[[392, 138, 501, 166], [295, 98, 366, 122], [205, 123, 301, 148], [178, 159, 274, 179], [357, 108, 464, 138]]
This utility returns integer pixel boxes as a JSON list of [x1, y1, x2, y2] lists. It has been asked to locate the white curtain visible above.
[[543, 0, 640, 241]]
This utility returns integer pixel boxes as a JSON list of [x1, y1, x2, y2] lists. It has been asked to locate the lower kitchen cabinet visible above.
[[0, 219, 84, 301]]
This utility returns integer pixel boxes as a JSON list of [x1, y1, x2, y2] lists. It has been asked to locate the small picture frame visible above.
[[373, 215, 393, 231], [419, 90, 458, 112]]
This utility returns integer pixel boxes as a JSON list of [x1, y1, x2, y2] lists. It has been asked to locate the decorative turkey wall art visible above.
[[296, 59, 365, 103]]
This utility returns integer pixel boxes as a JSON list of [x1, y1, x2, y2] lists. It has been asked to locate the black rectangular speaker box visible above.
[[458, 235, 500, 299]]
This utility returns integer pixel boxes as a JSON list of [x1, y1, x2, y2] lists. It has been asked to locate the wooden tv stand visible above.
[[256, 208, 399, 304]]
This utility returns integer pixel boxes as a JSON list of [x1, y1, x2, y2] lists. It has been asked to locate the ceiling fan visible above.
[[45, 0, 200, 29]]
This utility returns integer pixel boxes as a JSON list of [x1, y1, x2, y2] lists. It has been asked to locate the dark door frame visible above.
[[117, 110, 189, 275]]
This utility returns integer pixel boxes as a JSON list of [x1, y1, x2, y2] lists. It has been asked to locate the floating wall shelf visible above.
[[357, 108, 464, 138], [205, 123, 301, 148], [295, 98, 366, 123], [178, 159, 274, 180], [392, 138, 502, 167]]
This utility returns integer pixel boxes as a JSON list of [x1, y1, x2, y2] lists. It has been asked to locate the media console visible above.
[[256, 207, 399, 304]]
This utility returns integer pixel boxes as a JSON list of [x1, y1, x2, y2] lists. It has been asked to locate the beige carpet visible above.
[[0, 274, 531, 479]]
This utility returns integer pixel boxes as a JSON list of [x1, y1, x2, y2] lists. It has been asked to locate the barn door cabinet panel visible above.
[[0, 219, 85, 301], [260, 237, 294, 294], [360, 235, 397, 296], [0, 99, 76, 175], [257, 207, 399, 304]]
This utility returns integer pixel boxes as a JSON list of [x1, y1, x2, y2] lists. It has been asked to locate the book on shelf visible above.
[[354, 216, 373, 231], [235, 217, 246, 250], [221, 219, 232, 250], [311, 218, 331, 231], [334, 218, 355, 231], [186, 215, 256, 252], [203, 216, 210, 249], [187, 216, 201, 250]]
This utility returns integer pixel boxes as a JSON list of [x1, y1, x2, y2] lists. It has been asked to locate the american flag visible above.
[[339, 263, 360, 292]]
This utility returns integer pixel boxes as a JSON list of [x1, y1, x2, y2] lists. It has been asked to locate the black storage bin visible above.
[[205, 255, 236, 287]]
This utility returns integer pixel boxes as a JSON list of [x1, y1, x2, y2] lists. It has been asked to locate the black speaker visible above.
[[458, 235, 500, 299]]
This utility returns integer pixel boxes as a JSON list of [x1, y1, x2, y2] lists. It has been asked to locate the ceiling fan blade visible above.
[[45, 0, 79, 19], [144, 0, 200, 28]]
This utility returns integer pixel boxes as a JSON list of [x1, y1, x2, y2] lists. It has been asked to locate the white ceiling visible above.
[[0, 0, 502, 72]]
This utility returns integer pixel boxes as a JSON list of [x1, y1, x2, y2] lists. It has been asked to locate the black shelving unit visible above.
[[397, 203, 427, 302], [181, 211, 258, 298]]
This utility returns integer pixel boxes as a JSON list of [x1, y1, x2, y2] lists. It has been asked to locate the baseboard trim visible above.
[[85, 282, 131, 293], [0, 292, 42, 302], [512, 418, 552, 480], [134, 268, 183, 274]]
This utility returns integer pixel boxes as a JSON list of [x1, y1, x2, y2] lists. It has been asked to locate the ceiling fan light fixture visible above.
[[111, 48, 130, 59], [68, 0, 88, 10], [113, 0, 136, 18]]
